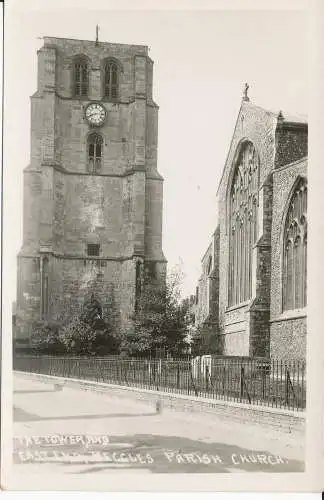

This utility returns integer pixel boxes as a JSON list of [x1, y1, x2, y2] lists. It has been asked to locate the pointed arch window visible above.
[[74, 57, 89, 97], [228, 141, 259, 307], [283, 178, 307, 311], [104, 60, 120, 100], [87, 133, 103, 173]]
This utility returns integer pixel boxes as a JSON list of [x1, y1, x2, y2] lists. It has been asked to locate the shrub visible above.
[[191, 323, 223, 357], [30, 321, 66, 355]]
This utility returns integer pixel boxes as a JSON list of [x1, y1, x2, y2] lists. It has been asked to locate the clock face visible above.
[[85, 103, 106, 126]]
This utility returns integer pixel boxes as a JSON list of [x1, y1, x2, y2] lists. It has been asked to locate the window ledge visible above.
[[225, 300, 250, 313], [270, 308, 307, 323]]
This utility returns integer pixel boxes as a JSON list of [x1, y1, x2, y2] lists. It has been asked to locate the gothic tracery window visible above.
[[87, 133, 103, 173], [228, 141, 259, 307], [74, 57, 89, 97], [283, 178, 307, 311], [104, 60, 120, 100]]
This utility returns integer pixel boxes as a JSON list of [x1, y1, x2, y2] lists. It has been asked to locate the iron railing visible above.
[[13, 355, 306, 411]]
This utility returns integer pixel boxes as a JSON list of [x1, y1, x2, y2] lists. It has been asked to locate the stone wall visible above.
[[270, 158, 307, 360], [275, 124, 308, 169], [195, 228, 220, 330], [16, 256, 41, 338], [15, 371, 305, 434], [270, 316, 306, 360], [195, 242, 212, 326]]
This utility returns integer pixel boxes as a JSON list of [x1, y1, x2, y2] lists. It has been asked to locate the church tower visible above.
[[15, 35, 166, 345]]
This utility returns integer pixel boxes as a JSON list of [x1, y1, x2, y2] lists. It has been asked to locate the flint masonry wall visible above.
[[274, 124, 308, 169], [270, 158, 307, 360]]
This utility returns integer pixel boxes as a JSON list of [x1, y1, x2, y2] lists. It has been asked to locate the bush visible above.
[[30, 322, 66, 355], [59, 318, 96, 355], [58, 294, 121, 356], [191, 324, 223, 357]]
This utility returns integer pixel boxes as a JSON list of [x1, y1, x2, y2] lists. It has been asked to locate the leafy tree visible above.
[[120, 265, 189, 357], [191, 323, 223, 357], [29, 294, 120, 356], [80, 294, 103, 328], [59, 318, 96, 355], [119, 326, 153, 357], [59, 294, 121, 356]]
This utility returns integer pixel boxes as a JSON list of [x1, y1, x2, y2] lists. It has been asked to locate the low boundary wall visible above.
[[14, 370, 305, 435]]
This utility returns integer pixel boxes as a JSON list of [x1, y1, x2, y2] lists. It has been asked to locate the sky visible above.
[[3, 2, 308, 303]]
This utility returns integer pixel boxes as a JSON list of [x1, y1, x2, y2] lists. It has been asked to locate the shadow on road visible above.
[[14, 390, 56, 394], [13, 405, 157, 422], [13, 432, 304, 474]]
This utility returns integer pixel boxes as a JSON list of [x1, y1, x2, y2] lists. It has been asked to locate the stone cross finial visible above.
[[243, 82, 250, 102], [277, 110, 284, 122]]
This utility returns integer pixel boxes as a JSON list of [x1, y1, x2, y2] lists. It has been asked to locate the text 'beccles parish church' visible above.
[[14, 35, 167, 346], [194, 87, 307, 360]]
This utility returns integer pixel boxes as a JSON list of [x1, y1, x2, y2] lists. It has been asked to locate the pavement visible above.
[[13, 373, 305, 475]]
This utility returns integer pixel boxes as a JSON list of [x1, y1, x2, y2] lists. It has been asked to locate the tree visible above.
[[59, 318, 96, 356], [60, 294, 121, 356], [84, 294, 120, 354], [191, 323, 223, 357], [120, 265, 189, 357], [80, 294, 103, 328]]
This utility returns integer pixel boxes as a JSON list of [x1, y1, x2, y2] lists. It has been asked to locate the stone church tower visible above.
[[15, 36, 166, 346]]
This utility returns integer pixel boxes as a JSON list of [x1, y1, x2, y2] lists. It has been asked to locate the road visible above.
[[13, 373, 305, 475]]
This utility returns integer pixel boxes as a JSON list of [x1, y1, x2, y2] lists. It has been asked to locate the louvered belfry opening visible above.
[[74, 57, 89, 97], [104, 61, 119, 100]]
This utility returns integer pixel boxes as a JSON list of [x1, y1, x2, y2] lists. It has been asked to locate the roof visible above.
[[278, 112, 308, 124], [200, 240, 213, 264], [43, 36, 149, 53], [244, 101, 307, 123]]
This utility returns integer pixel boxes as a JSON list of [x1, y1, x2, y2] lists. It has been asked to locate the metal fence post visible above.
[[240, 366, 244, 400], [262, 364, 266, 400], [205, 365, 209, 392], [176, 363, 180, 389], [285, 367, 290, 406]]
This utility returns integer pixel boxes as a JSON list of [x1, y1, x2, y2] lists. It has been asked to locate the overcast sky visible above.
[[4, 2, 308, 303]]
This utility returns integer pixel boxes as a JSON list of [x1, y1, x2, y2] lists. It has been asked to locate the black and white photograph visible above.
[[2, 0, 324, 492]]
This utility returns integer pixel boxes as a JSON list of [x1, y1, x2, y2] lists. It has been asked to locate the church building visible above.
[[194, 87, 307, 360], [14, 35, 166, 347]]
